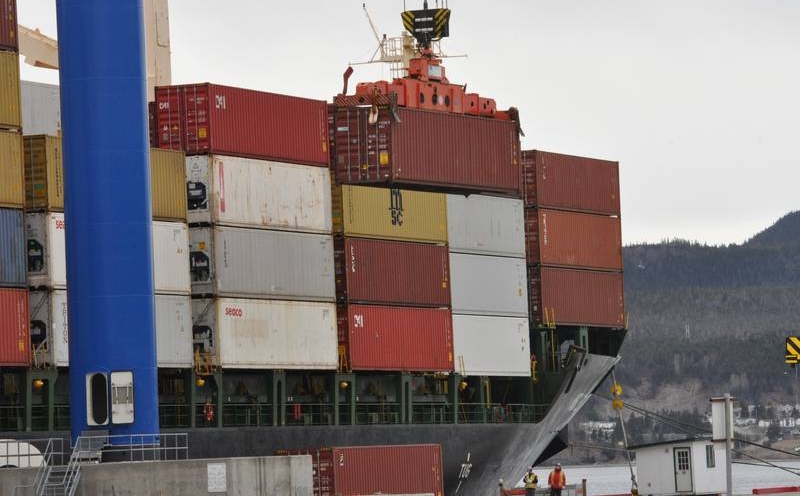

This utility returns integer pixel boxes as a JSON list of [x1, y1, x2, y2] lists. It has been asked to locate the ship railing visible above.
[[159, 402, 191, 428], [224, 401, 272, 427], [459, 403, 550, 424], [0, 404, 25, 431], [411, 402, 452, 424], [53, 405, 70, 431], [285, 402, 334, 426], [355, 402, 401, 425]]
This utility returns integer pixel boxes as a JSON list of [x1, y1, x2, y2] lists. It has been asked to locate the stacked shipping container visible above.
[[333, 184, 453, 372], [0, 3, 29, 366], [522, 150, 625, 328], [154, 84, 337, 370], [279, 444, 444, 496], [22, 133, 194, 367], [447, 194, 531, 376]]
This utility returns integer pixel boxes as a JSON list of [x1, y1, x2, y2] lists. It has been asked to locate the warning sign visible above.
[[785, 336, 800, 365]]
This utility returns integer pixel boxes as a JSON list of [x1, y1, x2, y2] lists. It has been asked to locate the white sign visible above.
[[207, 463, 227, 493]]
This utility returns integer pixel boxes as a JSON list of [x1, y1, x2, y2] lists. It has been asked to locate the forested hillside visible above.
[[614, 211, 800, 408]]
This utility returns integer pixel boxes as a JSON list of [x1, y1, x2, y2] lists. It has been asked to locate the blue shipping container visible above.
[[0, 207, 26, 287]]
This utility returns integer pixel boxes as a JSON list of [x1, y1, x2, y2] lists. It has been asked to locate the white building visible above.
[[631, 437, 725, 496]]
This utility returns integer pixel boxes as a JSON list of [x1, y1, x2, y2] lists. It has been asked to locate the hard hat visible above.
[[556, 463, 561, 468]]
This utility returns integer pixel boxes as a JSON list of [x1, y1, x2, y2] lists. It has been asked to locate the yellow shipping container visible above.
[[332, 183, 447, 243], [0, 52, 21, 129], [150, 148, 187, 221], [23, 134, 185, 220], [0, 130, 24, 208], [24, 135, 64, 211]]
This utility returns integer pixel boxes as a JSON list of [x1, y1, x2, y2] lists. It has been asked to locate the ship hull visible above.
[[2, 353, 617, 494]]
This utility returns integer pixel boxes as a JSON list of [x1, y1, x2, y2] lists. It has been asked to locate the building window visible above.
[[706, 445, 715, 468]]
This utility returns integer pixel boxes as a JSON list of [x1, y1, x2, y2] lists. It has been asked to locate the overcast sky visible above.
[[16, 0, 800, 246]]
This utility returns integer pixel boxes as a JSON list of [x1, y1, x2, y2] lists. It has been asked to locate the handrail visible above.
[[9, 433, 188, 496]]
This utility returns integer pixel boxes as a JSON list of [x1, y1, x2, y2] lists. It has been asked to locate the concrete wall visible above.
[[1, 455, 313, 496]]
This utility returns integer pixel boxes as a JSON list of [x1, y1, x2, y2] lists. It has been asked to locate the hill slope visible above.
[[615, 211, 800, 408]]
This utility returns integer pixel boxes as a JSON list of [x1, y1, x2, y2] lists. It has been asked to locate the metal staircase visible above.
[[10, 432, 187, 496], [10, 432, 107, 496]]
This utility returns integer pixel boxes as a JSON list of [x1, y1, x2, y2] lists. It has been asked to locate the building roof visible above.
[[628, 435, 712, 451]]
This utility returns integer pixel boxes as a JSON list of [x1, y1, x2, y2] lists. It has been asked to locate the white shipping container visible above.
[[29, 289, 69, 367], [446, 194, 526, 257], [27, 213, 190, 294], [190, 226, 334, 301], [151, 221, 191, 295], [154, 294, 194, 368], [26, 212, 67, 289], [29, 291, 192, 368], [21, 81, 61, 136], [450, 253, 528, 317], [452, 314, 531, 377], [192, 298, 337, 369], [186, 155, 332, 233]]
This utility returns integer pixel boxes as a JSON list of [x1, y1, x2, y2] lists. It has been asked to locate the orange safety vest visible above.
[[204, 402, 215, 422], [549, 469, 566, 489]]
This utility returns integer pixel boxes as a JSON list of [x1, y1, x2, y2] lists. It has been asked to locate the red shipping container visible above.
[[338, 304, 453, 372], [334, 106, 522, 196], [0, 288, 29, 366], [335, 237, 450, 307], [281, 444, 444, 496], [155, 83, 329, 166], [528, 266, 625, 328], [0, 0, 17, 52], [525, 209, 622, 270], [522, 150, 620, 215]]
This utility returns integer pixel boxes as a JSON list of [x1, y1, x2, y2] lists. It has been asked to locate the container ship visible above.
[[0, 2, 626, 494]]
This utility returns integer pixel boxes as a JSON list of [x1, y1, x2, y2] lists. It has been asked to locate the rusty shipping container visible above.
[[0, 288, 29, 366], [0, 51, 20, 129], [0, 0, 17, 52], [332, 183, 447, 243], [528, 266, 625, 328], [280, 445, 444, 496], [333, 106, 522, 196], [155, 83, 329, 166], [339, 304, 453, 372], [0, 129, 23, 207], [526, 209, 622, 270], [335, 237, 450, 307], [522, 150, 620, 215]]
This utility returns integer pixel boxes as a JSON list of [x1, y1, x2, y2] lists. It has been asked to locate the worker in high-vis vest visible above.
[[548, 463, 566, 496], [523, 465, 539, 496]]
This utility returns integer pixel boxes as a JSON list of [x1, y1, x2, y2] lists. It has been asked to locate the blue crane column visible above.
[[56, 0, 159, 442]]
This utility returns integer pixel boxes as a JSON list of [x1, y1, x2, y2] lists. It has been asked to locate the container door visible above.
[[673, 447, 693, 493]]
